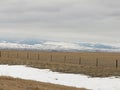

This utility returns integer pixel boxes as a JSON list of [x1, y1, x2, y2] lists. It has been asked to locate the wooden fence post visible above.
[[38, 52, 40, 60], [116, 59, 118, 68], [8, 51, 9, 58], [96, 58, 98, 67], [79, 57, 81, 64], [50, 55, 52, 62], [27, 52, 29, 59], [17, 52, 19, 58], [0, 51, 1, 57], [64, 56, 66, 63]]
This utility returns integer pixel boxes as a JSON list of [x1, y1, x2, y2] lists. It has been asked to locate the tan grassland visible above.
[[0, 50, 120, 77], [0, 76, 86, 90], [0, 50, 120, 90]]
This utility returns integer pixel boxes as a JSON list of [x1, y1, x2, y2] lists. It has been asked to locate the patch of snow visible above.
[[0, 65, 120, 90]]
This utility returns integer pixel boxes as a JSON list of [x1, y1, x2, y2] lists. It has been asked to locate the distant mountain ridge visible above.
[[0, 39, 120, 52]]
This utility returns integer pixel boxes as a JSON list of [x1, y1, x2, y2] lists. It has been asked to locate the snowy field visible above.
[[0, 65, 120, 90]]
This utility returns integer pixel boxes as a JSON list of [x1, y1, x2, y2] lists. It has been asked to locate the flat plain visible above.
[[0, 50, 120, 77], [1, 50, 120, 90]]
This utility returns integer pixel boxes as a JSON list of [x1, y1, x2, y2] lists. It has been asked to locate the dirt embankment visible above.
[[0, 76, 87, 90]]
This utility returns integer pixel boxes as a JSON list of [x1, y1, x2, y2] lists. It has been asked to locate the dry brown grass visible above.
[[27, 62, 120, 77], [0, 76, 86, 90], [1, 50, 120, 77]]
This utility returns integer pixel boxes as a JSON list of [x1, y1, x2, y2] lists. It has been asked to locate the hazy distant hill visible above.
[[0, 39, 120, 52]]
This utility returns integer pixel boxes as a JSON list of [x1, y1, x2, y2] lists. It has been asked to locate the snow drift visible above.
[[0, 65, 120, 90]]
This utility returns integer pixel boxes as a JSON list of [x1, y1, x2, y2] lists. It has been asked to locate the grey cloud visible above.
[[0, 0, 120, 43]]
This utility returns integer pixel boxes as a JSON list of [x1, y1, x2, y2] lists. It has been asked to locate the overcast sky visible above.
[[0, 0, 120, 43]]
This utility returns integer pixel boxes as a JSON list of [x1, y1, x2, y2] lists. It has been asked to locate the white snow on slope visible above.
[[0, 41, 84, 51], [0, 65, 120, 90], [0, 41, 120, 52]]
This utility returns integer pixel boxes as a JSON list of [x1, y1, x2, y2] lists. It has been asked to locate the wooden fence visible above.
[[0, 50, 120, 68]]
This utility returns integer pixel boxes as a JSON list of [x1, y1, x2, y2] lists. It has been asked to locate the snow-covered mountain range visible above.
[[0, 39, 120, 52]]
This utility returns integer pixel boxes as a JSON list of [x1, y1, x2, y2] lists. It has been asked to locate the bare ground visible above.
[[0, 76, 87, 90]]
